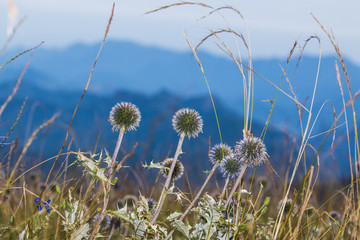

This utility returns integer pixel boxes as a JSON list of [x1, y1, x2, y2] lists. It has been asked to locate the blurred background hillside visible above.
[[1, 0, 360, 184]]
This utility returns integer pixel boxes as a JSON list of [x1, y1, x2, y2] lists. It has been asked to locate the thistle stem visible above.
[[151, 132, 185, 224], [219, 176, 230, 204], [108, 127, 125, 177], [224, 165, 247, 208], [89, 127, 124, 240]]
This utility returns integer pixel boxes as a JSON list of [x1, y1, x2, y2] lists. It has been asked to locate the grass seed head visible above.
[[172, 108, 203, 138], [235, 136, 268, 167], [209, 143, 233, 165], [109, 102, 141, 131]]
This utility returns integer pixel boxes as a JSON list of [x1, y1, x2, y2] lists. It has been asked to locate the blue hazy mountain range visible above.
[[1, 40, 360, 128], [0, 40, 359, 182]]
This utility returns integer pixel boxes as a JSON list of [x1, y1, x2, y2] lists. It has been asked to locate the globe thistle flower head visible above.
[[329, 211, 341, 222], [111, 216, 122, 230], [172, 108, 203, 138], [109, 102, 141, 132], [161, 158, 184, 181], [235, 136, 268, 167], [92, 214, 111, 231], [278, 199, 298, 216], [220, 155, 242, 179], [146, 198, 157, 213], [209, 143, 233, 165]]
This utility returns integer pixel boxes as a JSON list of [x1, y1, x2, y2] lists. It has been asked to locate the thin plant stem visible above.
[[220, 176, 230, 203], [26, 6, 115, 237], [224, 166, 247, 208], [108, 127, 125, 176], [89, 126, 124, 240], [180, 162, 219, 221], [151, 132, 185, 224]]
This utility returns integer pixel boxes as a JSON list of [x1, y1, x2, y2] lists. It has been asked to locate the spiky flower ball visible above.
[[92, 214, 111, 231], [146, 198, 157, 213], [278, 199, 298, 216], [111, 216, 122, 230], [109, 102, 141, 131], [220, 155, 242, 179], [161, 158, 184, 181], [172, 108, 203, 138], [329, 211, 341, 222], [209, 143, 233, 165], [235, 136, 268, 167]]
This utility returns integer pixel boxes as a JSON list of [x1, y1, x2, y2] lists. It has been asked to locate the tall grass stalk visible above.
[[273, 36, 322, 239]]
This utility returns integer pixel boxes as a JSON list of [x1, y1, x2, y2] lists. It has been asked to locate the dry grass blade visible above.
[[145, 2, 213, 15], [0, 55, 31, 118], [206, 5, 245, 20], [274, 34, 322, 239], [312, 14, 360, 223], [195, 29, 247, 50], [115, 142, 138, 172], [0, 97, 27, 148], [0, 16, 26, 57], [281, 64, 303, 134], [5, 113, 59, 189], [0, 41, 43, 70], [335, 61, 354, 205], [9, 153, 70, 186], [39, 2, 115, 205]]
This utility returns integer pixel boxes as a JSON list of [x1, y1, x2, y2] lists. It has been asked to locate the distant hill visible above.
[[0, 41, 359, 183], [1, 40, 360, 129], [0, 80, 354, 184]]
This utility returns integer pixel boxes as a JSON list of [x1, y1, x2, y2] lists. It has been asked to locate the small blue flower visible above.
[[35, 197, 51, 213]]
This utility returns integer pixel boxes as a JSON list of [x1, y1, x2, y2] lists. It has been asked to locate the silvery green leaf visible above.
[[72, 223, 89, 240], [217, 230, 234, 240], [142, 160, 166, 170], [171, 220, 191, 238], [108, 204, 132, 224], [167, 212, 182, 221], [133, 219, 146, 239], [138, 194, 149, 212], [103, 149, 112, 166], [76, 154, 111, 184]]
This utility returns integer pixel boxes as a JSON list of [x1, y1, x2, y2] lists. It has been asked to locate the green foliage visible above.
[[62, 191, 91, 240], [73, 151, 113, 185], [109, 195, 169, 239]]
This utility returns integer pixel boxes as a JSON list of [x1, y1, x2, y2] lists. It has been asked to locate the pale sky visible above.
[[1, 0, 360, 64]]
